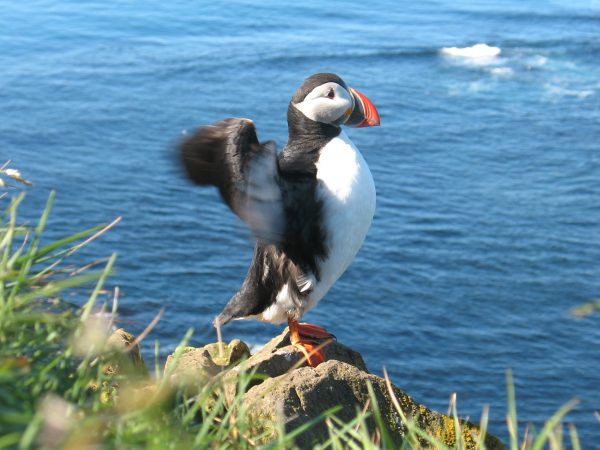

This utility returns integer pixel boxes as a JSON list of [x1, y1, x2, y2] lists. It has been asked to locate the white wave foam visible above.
[[525, 55, 548, 71], [545, 84, 594, 99], [440, 43, 501, 58], [489, 67, 514, 77], [468, 81, 494, 93]]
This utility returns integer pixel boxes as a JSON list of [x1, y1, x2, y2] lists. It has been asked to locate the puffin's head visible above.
[[290, 73, 380, 128]]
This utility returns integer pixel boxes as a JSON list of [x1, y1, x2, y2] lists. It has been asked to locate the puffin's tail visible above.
[[212, 245, 274, 330]]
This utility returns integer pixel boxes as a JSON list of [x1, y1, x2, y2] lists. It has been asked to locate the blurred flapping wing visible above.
[[180, 118, 284, 244]]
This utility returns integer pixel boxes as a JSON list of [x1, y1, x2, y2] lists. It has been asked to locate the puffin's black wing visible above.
[[180, 118, 284, 243]]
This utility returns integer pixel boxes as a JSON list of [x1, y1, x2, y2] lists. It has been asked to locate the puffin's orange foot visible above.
[[292, 340, 326, 367], [288, 319, 334, 367], [297, 322, 336, 342]]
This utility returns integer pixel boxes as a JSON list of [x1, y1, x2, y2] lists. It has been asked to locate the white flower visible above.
[[72, 314, 112, 357], [0, 167, 32, 186], [4, 168, 21, 179], [38, 395, 75, 448]]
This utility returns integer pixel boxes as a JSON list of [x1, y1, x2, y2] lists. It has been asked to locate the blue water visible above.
[[2, 0, 600, 445]]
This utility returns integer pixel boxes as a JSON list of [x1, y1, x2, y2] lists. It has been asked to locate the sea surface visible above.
[[2, 0, 600, 445]]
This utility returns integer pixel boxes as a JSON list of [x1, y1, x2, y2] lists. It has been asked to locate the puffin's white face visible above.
[[292, 82, 355, 126]]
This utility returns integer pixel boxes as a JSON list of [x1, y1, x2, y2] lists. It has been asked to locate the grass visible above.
[[571, 299, 600, 318], [0, 188, 590, 449]]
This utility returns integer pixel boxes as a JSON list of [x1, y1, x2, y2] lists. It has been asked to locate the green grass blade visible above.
[[80, 253, 117, 323], [14, 272, 102, 306], [571, 299, 600, 318], [14, 224, 105, 267], [277, 405, 343, 446], [506, 369, 519, 450], [0, 433, 21, 449], [7, 192, 55, 307], [365, 381, 394, 449], [569, 423, 581, 450], [530, 399, 578, 450]]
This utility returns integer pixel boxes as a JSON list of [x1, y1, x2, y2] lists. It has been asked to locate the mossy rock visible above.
[[243, 360, 503, 449], [203, 339, 251, 367], [86, 329, 148, 404], [103, 328, 148, 378], [164, 339, 251, 387]]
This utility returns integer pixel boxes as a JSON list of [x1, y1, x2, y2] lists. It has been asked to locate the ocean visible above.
[[2, 0, 599, 444]]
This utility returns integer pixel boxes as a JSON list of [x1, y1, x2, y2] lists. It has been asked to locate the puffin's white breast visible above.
[[308, 131, 376, 307], [258, 131, 375, 324]]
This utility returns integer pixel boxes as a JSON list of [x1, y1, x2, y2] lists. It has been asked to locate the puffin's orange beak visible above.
[[345, 87, 380, 128]]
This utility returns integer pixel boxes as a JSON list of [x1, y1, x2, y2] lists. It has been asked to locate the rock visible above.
[[104, 328, 147, 377], [254, 327, 368, 372], [87, 329, 148, 403], [203, 339, 251, 367], [223, 328, 367, 403], [164, 339, 251, 386], [162, 329, 503, 449], [243, 360, 503, 450]]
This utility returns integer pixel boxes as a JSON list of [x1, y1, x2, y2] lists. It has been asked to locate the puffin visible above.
[[180, 73, 380, 366]]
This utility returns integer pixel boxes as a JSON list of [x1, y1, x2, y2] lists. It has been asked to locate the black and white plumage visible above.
[[180, 73, 380, 329]]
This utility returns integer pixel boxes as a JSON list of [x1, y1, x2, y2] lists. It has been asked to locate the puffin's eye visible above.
[[327, 88, 335, 99]]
